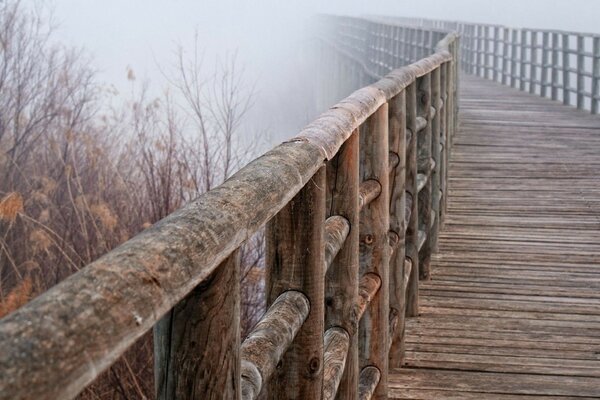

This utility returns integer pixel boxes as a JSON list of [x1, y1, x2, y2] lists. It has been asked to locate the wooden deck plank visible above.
[[389, 75, 600, 398]]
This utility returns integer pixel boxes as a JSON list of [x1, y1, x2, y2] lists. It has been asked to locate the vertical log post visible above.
[[326, 131, 360, 400], [430, 67, 442, 253], [404, 82, 420, 318], [520, 30, 528, 91], [593, 37, 600, 114], [502, 28, 510, 85], [388, 91, 408, 367], [577, 35, 585, 110], [154, 251, 241, 400], [530, 31, 538, 94], [541, 32, 550, 98], [484, 26, 491, 79], [440, 62, 449, 226], [511, 29, 519, 88], [552, 33, 560, 101], [265, 167, 326, 400], [477, 25, 484, 77], [417, 73, 433, 280], [563, 34, 571, 105], [493, 26, 499, 82], [359, 103, 390, 400]]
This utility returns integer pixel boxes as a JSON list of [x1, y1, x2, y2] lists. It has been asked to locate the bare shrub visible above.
[[0, 2, 266, 398]]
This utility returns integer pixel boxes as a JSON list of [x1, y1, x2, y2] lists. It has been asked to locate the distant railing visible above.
[[391, 16, 600, 114], [0, 17, 459, 400]]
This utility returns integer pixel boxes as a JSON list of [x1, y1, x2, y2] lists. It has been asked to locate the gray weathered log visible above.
[[266, 167, 326, 399], [359, 103, 390, 399], [359, 180, 383, 210], [155, 250, 241, 400], [240, 290, 310, 400], [325, 129, 360, 400], [322, 328, 351, 400], [358, 366, 382, 400], [324, 216, 351, 273], [357, 273, 383, 321]]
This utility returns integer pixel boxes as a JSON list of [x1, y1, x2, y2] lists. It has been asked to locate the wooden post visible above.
[[265, 167, 326, 400], [404, 82, 419, 318], [563, 34, 571, 105], [577, 35, 585, 109], [154, 250, 241, 400], [326, 130, 359, 400], [502, 28, 510, 85], [541, 32, 550, 98], [430, 67, 442, 253], [493, 26, 499, 81], [477, 25, 484, 77], [440, 62, 449, 226], [417, 74, 433, 280], [387, 91, 408, 368], [530, 31, 538, 94], [593, 37, 600, 114], [520, 30, 528, 91], [484, 26, 491, 79], [511, 29, 519, 88], [552, 33, 560, 101], [359, 103, 390, 400]]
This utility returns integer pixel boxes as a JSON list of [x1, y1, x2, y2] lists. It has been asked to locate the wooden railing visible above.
[[0, 17, 459, 400], [391, 16, 600, 114]]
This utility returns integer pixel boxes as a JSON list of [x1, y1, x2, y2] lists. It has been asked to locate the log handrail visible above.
[[0, 16, 459, 400]]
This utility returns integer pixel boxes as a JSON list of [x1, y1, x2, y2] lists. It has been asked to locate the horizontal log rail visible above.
[[392, 15, 600, 114], [0, 16, 459, 400]]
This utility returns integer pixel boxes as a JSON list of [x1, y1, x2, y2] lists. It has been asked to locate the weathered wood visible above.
[[357, 273, 383, 321], [266, 167, 326, 400], [155, 250, 240, 400], [359, 103, 390, 399], [0, 137, 328, 400], [387, 89, 408, 369], [404, 81, 420, 318], [577, 35, 585, 109], [429, 67, 442, 252], [326, 129, 360, 400], [593, 37, 600, 114], [325, 216, 351, 272], [359, 367, 382, 400], [322, 328, 351, 400], [416, 73, 433, 280], [562, 34, 570, 105], [392, 74, 600, 399], [359, 180, 383, 210], [240, 291, 310, 400]]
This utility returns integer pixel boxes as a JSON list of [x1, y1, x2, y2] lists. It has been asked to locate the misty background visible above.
[[52, 0, 600, 147]]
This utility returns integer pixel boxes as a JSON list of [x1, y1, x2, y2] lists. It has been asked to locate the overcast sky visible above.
[[52, 0, 600, 91], [49, 0, 600, 142]]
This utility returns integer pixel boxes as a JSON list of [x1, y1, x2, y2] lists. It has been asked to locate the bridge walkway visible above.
[[389, 74, 600, 399]]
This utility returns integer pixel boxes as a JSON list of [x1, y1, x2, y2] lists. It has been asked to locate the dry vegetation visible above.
[[0, 1, 264, 398]]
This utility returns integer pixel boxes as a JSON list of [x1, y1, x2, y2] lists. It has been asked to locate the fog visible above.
[[52, 0, 600, 144]]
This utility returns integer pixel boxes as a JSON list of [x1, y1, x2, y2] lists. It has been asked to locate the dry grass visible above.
[[0, 276, 33, 318], [0, 193, 24, 223]]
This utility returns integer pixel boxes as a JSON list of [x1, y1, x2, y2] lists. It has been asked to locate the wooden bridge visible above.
[[1, 16, 600, 400]]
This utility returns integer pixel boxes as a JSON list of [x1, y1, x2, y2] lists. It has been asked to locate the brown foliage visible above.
[[0, 1, 265, 399]]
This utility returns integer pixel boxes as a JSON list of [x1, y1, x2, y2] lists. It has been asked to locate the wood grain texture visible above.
[[240, 290, 310, 400], [390, 75, 600, 399], [155, 250, 240, 400], [404, 82, 420, 318], [266, 167, 326, 400], [326, 130, 360, 400], [322, 328, 351, 400], [359, 103, 390, 399], [387, 91, 408, 368]]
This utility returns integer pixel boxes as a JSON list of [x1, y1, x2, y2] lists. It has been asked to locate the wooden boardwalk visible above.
[[390, 75, 600, 399]]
